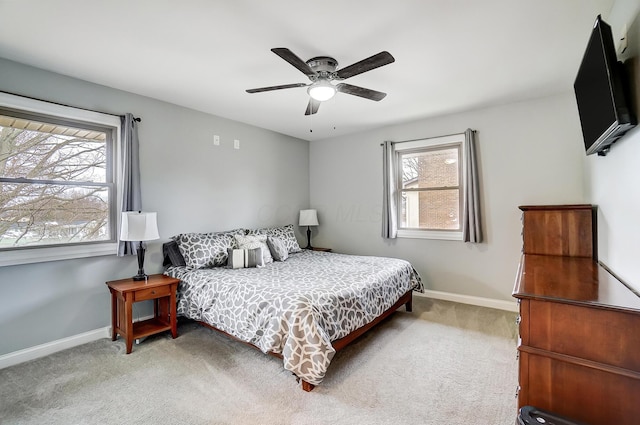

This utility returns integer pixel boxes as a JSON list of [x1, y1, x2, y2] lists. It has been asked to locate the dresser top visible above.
[[518, 204, 594, 212], [513, 254, 640, 313]]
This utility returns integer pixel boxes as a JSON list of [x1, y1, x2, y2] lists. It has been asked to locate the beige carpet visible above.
[[0, 297, 519, 425]]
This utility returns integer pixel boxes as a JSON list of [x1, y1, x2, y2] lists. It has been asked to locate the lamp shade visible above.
[[120, 211, 160, 241], [299, 209, 319, 226]]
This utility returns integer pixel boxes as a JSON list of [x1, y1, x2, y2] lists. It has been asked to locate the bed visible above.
[[163, 225, 423, 391]]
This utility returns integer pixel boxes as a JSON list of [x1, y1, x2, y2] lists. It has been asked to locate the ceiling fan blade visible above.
[[271, 48, 317, 78], [336, 51, 395, 79], [246, 83, 308, 93], [305, 98, 321, 115], [336, 83, 387, 101]]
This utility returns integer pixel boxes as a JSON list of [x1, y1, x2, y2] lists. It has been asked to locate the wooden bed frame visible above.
[[197, 290, 413, 391]]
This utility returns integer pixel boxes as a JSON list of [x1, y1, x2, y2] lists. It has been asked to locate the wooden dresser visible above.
[[513, 205, 640, 425]]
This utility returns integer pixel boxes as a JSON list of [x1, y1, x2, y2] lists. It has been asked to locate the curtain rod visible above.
[[0, 89, 141, 122], [380, 129, 474, 146]]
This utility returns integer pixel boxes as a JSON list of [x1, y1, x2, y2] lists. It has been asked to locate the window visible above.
[[395, 133, 467, 240], [0, 92, 121, 266]]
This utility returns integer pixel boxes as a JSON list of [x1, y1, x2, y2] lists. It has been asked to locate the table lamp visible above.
[[120, 211, 160, 281], [299, 209, 319, 250]]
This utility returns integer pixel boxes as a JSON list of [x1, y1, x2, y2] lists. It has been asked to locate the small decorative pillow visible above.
[[227, 247, 263, 269], [246, 224, 301, 254], [267, 236, 288, 262], [174, 233, 235, 269], [234, 234, 273, 264]]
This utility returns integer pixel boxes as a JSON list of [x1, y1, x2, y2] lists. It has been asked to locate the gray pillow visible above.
[[226, 247, 263, 269], [162, 240, 186, 267], [267, 236, 288, 261]]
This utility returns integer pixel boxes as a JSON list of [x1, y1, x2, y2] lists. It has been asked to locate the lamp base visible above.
[[305, 226, 313, 250], [132, 242, 148, 281]]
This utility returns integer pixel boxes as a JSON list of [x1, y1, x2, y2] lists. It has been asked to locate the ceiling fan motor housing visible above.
[[306, 56, 338, 79]]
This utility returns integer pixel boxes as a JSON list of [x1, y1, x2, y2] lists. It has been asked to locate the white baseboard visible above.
[[0, 326, 111, 369], [0, 314, 156, 369], [417, 290, 519, 312]]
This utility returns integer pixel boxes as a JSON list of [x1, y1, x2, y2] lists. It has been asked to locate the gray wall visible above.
[[309, 93, 586, 302], [0, 58, 310, 356], [585, 0, 640, 292]]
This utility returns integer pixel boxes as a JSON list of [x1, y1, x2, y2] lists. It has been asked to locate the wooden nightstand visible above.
[[106, 274, 179, 354], [311, 247, 332, 252]]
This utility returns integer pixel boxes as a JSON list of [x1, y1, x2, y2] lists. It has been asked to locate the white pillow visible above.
[[246, 224, 302, 253], [234, 234, 273, 264]]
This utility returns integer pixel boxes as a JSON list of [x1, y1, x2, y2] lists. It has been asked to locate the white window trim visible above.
[[0, 92, 122, 267], [395, 133, 467, 241]]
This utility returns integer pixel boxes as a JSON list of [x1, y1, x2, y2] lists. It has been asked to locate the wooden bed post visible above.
[[301, 381, 315, 392]]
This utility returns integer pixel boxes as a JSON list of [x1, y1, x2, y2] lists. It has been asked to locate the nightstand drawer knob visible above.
[[151, 290, 156, 294]]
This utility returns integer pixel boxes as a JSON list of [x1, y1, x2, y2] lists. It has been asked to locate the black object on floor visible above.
[[518, 406, 587, 425]]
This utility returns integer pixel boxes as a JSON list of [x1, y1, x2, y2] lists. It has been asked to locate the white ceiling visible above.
[[0, 0, 615, 141]]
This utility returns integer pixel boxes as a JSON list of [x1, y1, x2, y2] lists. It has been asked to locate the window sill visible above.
[[397, 229, 463, 241], [0, 242, 118, 267]]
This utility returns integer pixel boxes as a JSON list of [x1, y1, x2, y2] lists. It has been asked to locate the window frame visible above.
[[394, 133, 467, 241], [0, 92, 122, 266]]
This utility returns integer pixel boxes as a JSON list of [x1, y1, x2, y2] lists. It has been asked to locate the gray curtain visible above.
[[381, 140, 397, 239], [117, 113, 142, 256], [462, 129, 482, 243]]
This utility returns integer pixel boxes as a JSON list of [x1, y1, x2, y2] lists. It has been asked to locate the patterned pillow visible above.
[[234, 234, 273, 264], [174, 232, 236, 268], [246, 224, 301, 253], [267, 236, 288, 262], [226, 247, 263, 269]]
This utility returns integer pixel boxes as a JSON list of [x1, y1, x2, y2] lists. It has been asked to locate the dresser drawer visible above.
[[528, 299, 640, 370], [134, 285, 172, 301], [522, 350, 640, 425]]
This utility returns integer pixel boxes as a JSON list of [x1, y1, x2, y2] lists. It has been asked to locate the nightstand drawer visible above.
[[134, 285, 171, 301]]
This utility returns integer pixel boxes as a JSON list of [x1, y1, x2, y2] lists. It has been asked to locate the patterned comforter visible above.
[[164, 250, 423, 386]]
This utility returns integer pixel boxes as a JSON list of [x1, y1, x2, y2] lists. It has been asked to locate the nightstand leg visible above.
[[170, 289, 177, 338], [124, 294, 133, 354], [110, 290, 117, 341]]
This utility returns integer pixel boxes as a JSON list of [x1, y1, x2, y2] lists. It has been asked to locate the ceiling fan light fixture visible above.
[[308, 80, 336, 101]]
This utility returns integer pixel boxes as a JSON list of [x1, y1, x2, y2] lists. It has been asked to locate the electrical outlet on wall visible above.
[[213, 134, 220, 146], [234, 139, 240, 149]]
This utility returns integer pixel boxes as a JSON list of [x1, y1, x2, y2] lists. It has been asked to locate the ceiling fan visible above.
[[246, 48, 395, 115]]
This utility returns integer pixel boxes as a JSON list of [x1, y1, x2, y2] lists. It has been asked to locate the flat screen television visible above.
[[574, 15, 636, 156]]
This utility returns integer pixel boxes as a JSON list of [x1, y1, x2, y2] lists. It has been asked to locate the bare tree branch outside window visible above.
[[0, 114, 112, 249]]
